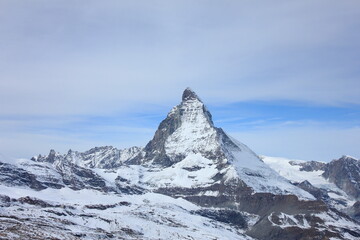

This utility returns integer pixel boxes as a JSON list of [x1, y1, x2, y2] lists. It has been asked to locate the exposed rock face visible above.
[[346, 201, 360, 222], [53, 159, 111, 191], [17, 196, 54, 208], [194, 208, 249, 229], [2, 156, 116, 193], [295, 180, 330, 203], [0, 162, 46, 190], [142, 87, 221, 167], [263, 155, 360, 214], [323, 156, 360, 199], [289, 160, 326, 172], [33, 146, 143, 169], [81, 146, 143, 168], [0, 194, 11, 207]]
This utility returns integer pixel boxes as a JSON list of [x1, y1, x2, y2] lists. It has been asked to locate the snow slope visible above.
[[0, 184, 253, 240], [222, 137, 315, 200], [262, 156, 355, 208]]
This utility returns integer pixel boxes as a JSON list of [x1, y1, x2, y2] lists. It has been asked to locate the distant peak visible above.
[[339, 155, 358, 161], [49, 149, 56, 156], [182, 87, 201, 102], [343, 155, 357, 160]]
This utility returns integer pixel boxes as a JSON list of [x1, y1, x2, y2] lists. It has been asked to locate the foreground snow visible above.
[[0, 185, 252, 240]]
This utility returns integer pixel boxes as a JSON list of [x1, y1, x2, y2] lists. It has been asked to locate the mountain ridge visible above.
[[1, 88, 359, 240]]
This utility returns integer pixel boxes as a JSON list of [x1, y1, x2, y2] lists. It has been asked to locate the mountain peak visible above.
[[140, 88, 315, 200], [143, 88, 215, 167], [339, 155, 358, 161], [182, 87, 201, 102]]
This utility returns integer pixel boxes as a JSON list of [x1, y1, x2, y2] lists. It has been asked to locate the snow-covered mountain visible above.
[[263, 155, 360, 222], [139, 88, 313, 199], [1, 88, 359, 240], [32, 146, 144, 169]]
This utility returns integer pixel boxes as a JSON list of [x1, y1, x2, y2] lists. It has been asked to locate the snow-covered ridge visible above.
[[218, 133, 315, 200], [28, 89, 315, 200], [32, 146, 143, 169], [262, 156, 356, 209]]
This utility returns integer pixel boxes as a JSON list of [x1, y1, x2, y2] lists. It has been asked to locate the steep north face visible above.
[[141, 88, 314, 200]]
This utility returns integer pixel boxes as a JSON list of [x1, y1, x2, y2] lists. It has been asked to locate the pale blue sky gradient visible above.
[[0, 1, 359, 161]]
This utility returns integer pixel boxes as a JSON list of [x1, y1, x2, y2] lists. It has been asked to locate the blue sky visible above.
[[0, 1, 359, 161]]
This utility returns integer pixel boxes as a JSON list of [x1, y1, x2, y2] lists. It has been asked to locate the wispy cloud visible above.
[[0, 1, 359, 160], [1, 1, 360, 115]]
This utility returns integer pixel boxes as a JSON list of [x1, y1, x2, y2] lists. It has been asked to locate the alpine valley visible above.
[[0, 88, 359, 240]]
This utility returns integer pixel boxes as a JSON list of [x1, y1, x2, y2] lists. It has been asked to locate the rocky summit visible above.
[[0, 88, 359, 240]]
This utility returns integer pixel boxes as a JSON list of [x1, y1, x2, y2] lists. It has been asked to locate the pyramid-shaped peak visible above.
[[182, 87, 201, 102]]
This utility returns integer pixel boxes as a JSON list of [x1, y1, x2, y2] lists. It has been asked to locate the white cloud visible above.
[[0, 1, 360, 115], [0, 1, 359, 160]]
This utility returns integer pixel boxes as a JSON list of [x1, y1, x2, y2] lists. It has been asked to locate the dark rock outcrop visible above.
[[0, 162, 46, 190], [346, 201, 360, 222], [194, 209, 248, 229], [323, 156, 360, 199], [33, 146, 143, 169], [17, 196, 54, 208], [295, 180, 330, 202], [289, 160, 326, 172], [142, 88, 217, 167]]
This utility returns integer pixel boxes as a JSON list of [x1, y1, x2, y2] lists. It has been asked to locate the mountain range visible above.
[[0, 88, 359, 240]]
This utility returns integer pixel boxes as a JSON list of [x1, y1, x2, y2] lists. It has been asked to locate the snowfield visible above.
[[0, 184, 253, 240], [262, 156, 356, 208]]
